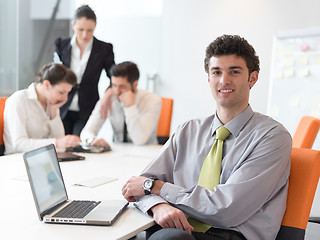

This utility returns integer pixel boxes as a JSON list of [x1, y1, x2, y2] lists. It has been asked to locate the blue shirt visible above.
[[135, 105, 292, 240]]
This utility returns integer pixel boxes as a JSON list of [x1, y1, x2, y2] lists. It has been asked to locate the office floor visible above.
[[133, 222, 320, 240]]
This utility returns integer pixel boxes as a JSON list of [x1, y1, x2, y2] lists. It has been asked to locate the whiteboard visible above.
[[268, 27, 320, 150]]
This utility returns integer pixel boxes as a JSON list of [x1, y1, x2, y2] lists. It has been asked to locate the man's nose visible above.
[[113, 87, 120, 95], [219, 73, 230, 84]]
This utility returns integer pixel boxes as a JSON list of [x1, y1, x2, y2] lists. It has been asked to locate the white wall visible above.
[[159, 0, 320, 133], [71, 0, 320, 137]]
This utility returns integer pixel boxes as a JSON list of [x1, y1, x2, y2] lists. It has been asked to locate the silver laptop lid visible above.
[[23, 144, 68, 220]]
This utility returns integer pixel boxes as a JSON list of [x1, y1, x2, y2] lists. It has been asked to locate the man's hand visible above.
[[91, 138, 110, 147], [119, 90, 136, 107], [99, 88, 114, 119], [56, 135, 81, 148], [151, 203, 194, 234], [122, 176, 165, 202], [122, 176, 146, 202]]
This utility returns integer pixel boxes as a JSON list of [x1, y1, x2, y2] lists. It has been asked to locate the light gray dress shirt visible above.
[[135, 105, 292, 240]]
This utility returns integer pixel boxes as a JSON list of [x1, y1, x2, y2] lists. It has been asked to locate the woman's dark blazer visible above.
[[55, 37, 115, 122]]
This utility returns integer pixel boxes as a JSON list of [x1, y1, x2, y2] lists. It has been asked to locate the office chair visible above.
[[0, 97, 7, 156], [275, 147, 320, 240], [157, 97, 173, 145], [292, 116, 320, 149]]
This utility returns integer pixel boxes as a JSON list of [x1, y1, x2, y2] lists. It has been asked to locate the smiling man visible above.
[[80, 61, 161, 146], [122, 35, 292, 240]]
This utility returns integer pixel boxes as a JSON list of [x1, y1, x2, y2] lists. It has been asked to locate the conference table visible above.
[[0, 143, 162, 240]]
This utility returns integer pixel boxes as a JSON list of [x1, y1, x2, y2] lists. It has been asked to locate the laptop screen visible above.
[[24, 144, 68, 217]]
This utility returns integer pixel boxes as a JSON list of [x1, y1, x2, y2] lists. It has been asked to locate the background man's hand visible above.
[[119, 90, 136, 107], [99, 88, 114, 119], [91, 138, 110, 147], [56, 134, 81, 148]]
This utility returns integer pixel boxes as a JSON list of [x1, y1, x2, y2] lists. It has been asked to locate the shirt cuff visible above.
[[134, 194, 167, 213], [159, 182, 182, 203]]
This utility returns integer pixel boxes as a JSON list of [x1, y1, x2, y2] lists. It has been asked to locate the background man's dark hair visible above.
[[110, 61, 140, 84], [204, 35, 260, 74]]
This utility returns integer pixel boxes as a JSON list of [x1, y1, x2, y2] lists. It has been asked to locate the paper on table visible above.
[[74, 176, 118, 188]]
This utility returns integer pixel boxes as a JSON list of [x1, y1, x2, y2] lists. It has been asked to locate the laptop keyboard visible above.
[[53, 200, 101, 218]]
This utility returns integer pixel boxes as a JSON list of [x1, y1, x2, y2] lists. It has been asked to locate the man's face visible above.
[[111, 76, 137, 97], [208, 54, 258, 112]]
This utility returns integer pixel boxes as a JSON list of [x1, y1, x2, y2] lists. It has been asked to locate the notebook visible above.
[[23, 144, 128, 226]]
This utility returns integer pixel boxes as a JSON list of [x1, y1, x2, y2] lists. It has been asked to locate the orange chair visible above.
[[292, 116, 320, 149], [157, 97, 173, 144], [276, 147, 320, 240], [0, 97, 7, 155]]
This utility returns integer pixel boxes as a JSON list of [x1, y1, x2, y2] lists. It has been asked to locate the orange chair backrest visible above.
[[281, 147, 320, 229], [157, 98, 173, 144], [0, 97, 7, 146], [292, 116, 320, 149]]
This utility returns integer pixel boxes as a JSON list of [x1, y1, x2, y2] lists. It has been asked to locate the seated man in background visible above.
[[80, 61, 162, 146], [122, 35, 292, 240]]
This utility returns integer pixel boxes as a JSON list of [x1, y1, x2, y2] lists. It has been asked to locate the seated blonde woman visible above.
[[4, 63, 81, 154]]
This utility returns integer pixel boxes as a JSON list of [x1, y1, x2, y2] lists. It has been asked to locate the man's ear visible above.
[[249, 71, 258, 89], [132, 80, 138, 92]]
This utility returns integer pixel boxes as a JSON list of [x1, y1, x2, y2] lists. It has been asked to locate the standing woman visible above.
[[54, 5, 115, 136], [3, 63, 81, 154]]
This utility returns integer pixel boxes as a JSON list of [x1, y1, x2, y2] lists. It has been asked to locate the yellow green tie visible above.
[[189, 126, 231, 232]]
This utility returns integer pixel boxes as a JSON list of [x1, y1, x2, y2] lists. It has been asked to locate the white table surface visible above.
[[0, 143, 162, 240]]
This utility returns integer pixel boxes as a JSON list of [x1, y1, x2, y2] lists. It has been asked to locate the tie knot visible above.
[[216, 126, 230, 141]]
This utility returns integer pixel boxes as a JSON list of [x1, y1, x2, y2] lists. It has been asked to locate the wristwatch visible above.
[[142, 177, 157, 195]]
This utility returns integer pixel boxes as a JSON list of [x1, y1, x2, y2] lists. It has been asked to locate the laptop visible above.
[[23, 144, 128, 226]]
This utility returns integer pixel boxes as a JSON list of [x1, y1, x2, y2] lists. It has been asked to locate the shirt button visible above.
[[165, 195, 169, 199]]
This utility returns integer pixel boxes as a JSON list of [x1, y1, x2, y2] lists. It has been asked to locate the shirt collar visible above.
[[70, 34, 94, 52], [211, 105, 254, 137], [27, 83, 38, 100]]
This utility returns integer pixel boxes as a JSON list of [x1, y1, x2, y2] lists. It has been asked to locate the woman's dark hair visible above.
[[204, 34, 260, 74], [74, 5, 96, 23], [37, 63, 76, 86], [110, 61, 140, 84]]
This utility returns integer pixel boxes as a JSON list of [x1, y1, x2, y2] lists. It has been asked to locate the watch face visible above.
[[144, 180, 153, 189]]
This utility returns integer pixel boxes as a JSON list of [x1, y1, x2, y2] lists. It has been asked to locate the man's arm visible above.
[[123, 92, 161, 145], [80, 100, 106, 142], [122, 176, 193, 233]]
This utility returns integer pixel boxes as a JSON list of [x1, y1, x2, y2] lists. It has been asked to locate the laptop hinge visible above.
[[40, 200, 69, 220]]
